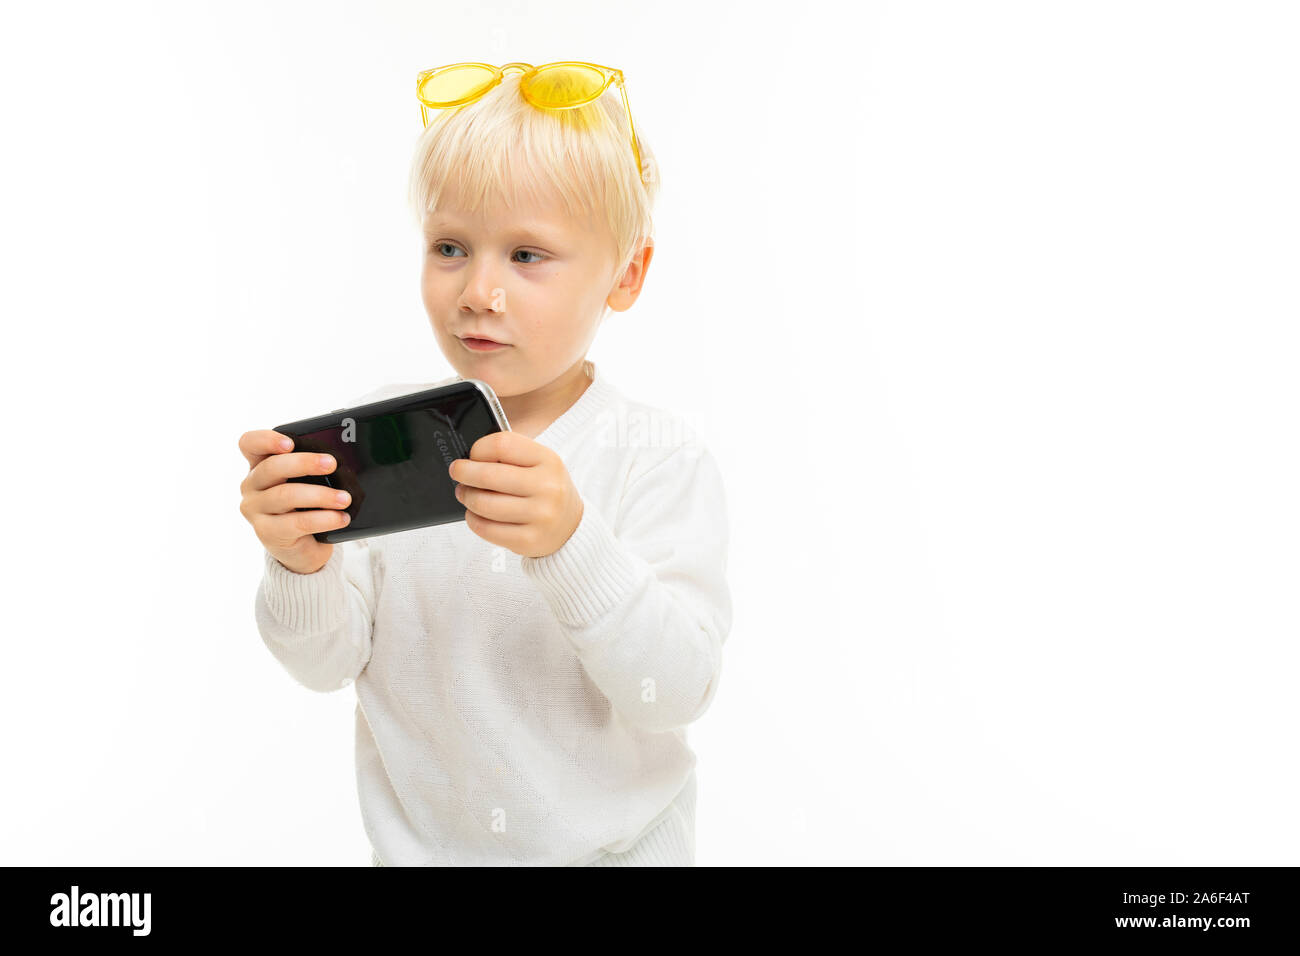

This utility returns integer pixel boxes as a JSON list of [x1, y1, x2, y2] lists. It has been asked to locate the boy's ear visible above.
[[607, 237, 655, 314]]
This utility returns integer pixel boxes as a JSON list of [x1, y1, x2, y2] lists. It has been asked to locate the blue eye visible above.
[[431, 243, 546, 264]]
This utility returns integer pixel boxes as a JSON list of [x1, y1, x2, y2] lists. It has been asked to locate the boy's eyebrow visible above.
[[423, 218, 566, 245]]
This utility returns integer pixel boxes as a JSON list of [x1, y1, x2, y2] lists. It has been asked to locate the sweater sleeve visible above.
[[519, 444, 733, 733], [254, 539, 378, 693]]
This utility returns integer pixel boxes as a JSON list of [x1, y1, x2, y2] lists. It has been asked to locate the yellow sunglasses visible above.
[[416, 61, 649, 186]]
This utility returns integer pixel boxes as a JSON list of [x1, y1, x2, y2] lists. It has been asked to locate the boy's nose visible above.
[[460, 281, 507, 314]]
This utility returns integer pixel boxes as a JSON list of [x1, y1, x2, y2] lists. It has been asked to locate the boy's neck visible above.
[[499, 360, 594, 440]]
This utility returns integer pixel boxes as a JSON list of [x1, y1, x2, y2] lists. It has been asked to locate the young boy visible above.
[[237, 64, 732, 866]]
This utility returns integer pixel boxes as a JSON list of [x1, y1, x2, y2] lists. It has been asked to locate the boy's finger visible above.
[[261, 481, 351, 516], [239, 430, 295, 469], [449, 458, 532, 498], [247, 451, 338, 493], [261, 508, 352, 548], [469, 429, 547, 467]]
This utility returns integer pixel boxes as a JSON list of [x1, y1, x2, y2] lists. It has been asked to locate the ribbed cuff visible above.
[[259, 547, 346, 637], [520, 499, 642, 629]]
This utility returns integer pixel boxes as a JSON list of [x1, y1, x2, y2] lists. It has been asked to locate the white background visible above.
[[1, 0, 1296, 865]]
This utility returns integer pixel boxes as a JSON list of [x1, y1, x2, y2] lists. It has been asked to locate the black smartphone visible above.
[[272, 378, 511, 543]]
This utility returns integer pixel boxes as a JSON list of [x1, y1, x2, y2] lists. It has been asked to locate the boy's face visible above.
[[421, 180, 636, 405]]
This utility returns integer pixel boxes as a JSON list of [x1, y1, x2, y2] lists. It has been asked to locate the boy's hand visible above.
[[449, 431, 584, 558], [238, 430, 353, 574]]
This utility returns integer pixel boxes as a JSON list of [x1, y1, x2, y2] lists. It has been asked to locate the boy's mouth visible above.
[[460, 335, 510, 352]]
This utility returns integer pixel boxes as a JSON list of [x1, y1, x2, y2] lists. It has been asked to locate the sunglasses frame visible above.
[[416, 61, 648, 186]]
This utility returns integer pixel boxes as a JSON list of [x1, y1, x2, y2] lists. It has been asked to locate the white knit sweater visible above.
[[254, 361, 732, 866]]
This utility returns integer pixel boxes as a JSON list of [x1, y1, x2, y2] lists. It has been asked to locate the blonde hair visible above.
[[407, 70, 659, 285]]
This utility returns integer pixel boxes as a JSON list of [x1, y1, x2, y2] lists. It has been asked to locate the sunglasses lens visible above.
[[522, 64, 607, 108], [419, 64, 498, 107]]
